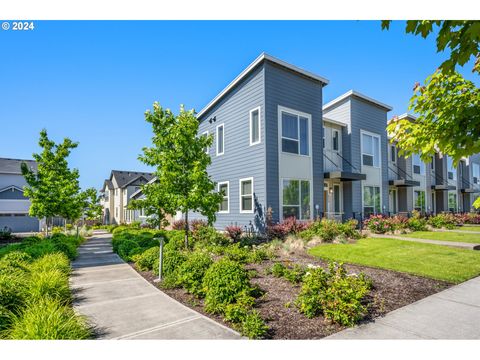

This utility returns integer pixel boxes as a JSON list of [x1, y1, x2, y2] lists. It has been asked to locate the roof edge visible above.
[[323, 90, 393, 112], [197, 52, 329, 119]]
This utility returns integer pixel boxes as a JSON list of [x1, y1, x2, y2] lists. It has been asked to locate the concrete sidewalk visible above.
[[326, 276, 480, 339], [370, 233, 480, 250], [71, 231, 241, 339]]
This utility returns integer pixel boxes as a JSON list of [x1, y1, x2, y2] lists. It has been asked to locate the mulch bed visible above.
[[131, 250, 451, 340]]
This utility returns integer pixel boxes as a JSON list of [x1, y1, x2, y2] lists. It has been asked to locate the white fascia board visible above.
[[323, 90, 393, 112]]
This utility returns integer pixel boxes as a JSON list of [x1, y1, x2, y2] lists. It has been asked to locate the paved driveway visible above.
[[326, 276, 480, 339], [71, 232, 241, 339]]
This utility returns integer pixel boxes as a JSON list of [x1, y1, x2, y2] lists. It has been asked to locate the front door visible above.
[[389, 189, 397, 215]]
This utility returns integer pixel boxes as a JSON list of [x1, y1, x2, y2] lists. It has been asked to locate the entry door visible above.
[[389, 189, 397, 214], [431, 192, 436, 214]]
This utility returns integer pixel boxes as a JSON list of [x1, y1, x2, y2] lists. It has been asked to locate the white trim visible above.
[[323, 117, 347, 127], [397, 113, 417, 121], [249, 107, 261, 146], [0, 185, 24, 193], [217, 181, 230, 214], [278, 105, 312, 158], [323, 90, 393, 112], [202, 130, 210, 154], [360, 129, 381, 169], [197, 53, 329, 118], [0, 199, 30, 202], [239, 177, 254, 214], [279, 177, 313, 221], [216, 123, 225, 156]]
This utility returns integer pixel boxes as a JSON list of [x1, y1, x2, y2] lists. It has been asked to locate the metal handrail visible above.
[[388, 165, 407, 181], [334, 151, 362, 173]]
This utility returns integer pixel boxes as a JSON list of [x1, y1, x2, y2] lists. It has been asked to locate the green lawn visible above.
[[456, 226, 480, 232], [402, 231, 480, 244], [309, 238, 480, 283]]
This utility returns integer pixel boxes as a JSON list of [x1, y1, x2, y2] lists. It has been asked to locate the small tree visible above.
[[139, 103, 223, 248], [84, 188, 103, 223], [128, 180, 175, 229], [22, 129, 80, 236]]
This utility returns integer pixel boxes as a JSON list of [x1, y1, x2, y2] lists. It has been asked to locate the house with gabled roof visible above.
[[100, 170, 154, 224]]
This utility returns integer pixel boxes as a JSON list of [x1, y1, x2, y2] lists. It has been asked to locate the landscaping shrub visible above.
[[203, 259, 251, 314], [117, 239, 142, 261], [240, 310, 269, 339], [406, 214, 428, 232], [267, 217, 311, 240], [0, 251, 32, 272], [428, 213, 458, 229], [225, 225, 243, 242], [7, 298, 91, 340], [363, 215, 396, 234], [29, 253, 70, 276], [134, 246, 159, 271], [0, 304, 13, 333], [191, 219, 209, 232], [176, 251, 213, 296], [0, 272, 29, 313], [153, 249, 187, 289], [171, 219, 186, 230], [294, 263, 371, 326], [268, 262, 306, 284], [28, 269, 71, 305], [246, 247, 270, 264], [193, 225, 230, 247]]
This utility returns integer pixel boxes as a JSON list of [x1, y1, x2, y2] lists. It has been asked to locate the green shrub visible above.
[[283, 264, 306, 284], [247, 248, 270, 264], [203, 259, 250, 314], [300, 219, 359, 242], [52, 240, 77, 260], [8, 298, 91, 339], [0, 272, 29, 313], [164, 230, 187, 251], [29, 253, 70, 276], [294, 263, 371, 326], [28, 269, 71, 305], [241, 310, 269, 339], [406, 217, 428, 232], [153, 249, 187, 283], [223, 244, 250, 264], [117, 240, 142, 261], [0, 251, 32, 272], [177, 252, 213, 296], [134, 247, 159, 271], [428, 213, 458, 229], [0, 304, 13, 333], [269, 262, 286, 277], [193, 225, 230, 247], [24, 241, 58, 259]]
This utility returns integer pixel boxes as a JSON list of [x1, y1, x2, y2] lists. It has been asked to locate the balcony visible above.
[[323, 150, 366, 181]]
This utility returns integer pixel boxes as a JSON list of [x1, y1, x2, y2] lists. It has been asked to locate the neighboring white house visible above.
[[0, 158, 41, 232], [100, 170, 154, 225]]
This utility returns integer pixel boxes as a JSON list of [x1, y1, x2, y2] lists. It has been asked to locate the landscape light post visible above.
[[154, 236, 164, 282]]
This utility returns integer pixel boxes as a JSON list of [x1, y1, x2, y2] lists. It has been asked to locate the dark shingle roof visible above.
[[110, 170, 154, 188], [0, 158, 37, 175]]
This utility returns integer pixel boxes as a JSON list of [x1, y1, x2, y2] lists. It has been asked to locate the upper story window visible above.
[[281, 110, 309, 156], [332, 129, 339, 151], [218, 181, 229, 213], [361, 132, 380, 167], [249, 107, 261, 146], [239, 177, 253, 213], [201, 131, 209, 154], [216, 124, 224, 156], [412, 154, 425, 175], [473, 163, 480, 184], [322, 126, 326, 149], [447, 156, 457, 180], [390, 145, 396, 163]]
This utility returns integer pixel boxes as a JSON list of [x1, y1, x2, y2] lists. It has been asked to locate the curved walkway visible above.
[[71, 231, 241, 339], [369, 233, 480, 250]]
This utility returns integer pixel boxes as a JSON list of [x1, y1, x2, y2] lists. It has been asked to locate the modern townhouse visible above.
[[100, 170, 154, 225], [0, 158, 40, 232]]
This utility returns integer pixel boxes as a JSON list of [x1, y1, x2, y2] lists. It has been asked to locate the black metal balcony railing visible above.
[[323, 151, 363, 174], [388, 164, 415, 181]]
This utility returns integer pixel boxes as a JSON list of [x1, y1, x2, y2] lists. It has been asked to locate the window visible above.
[[218, 182, 229, 213], [239, 178, 253, 213], [361, 132, 380, 167], [201, 131, 209, 154], [390, 145, 396, 163], [448, 192, 457, 212], [282, 179, 310, 220], [447, 156, 456, 180], [412, 154, 425, 175], [216, 124, 224, 155], [363, 186, 381, 216], [332, 130, 339, 151], [250, 107, 261, 145], [322, 126, 325, 149], [281, 110, 309, 156], [414, 190, 425, 212], [473, 163, 480, 184], [333, 184, 341, 213]]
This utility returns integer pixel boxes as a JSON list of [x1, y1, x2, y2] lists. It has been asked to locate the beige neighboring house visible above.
[[100, 170, 154, 225]]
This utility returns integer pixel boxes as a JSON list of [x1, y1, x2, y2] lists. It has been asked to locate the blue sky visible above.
[[0, 21, 477, 190]]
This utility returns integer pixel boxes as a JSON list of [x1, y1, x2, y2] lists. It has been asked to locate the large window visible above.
[[216, 124, 224, 156], [250, 107, 261, 145], [281, 110, 309, 156], [412, 154, 425, 175], [448, 192, 457, 212], [473, 163, 480, 184], [239, 178, 253, 213], [218, 182, 229, 213], [447, 156, 456, 180], [332, 130, 339, 151], [333, 184, 341, 213], [363, 186, 381, 216], [282, 179, 310, 220], [361, 132, 380, 167], [414, 190, 426, 212], [390, 145, 396, 163]]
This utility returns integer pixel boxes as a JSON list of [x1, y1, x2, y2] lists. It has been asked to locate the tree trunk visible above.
[[184, 210, 189, 249]]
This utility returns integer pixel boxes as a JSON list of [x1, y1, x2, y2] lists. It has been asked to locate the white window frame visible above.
[[216, 124, 224, 156], [414, 190, 426, 212], [390, 144, 397, 164], [278, 106, 312, 158], [201, 130, 209, 154], [218, 181, 230, 214], [412, 153, 425, 175], [332, 129, 340, 152], [249, 107, 261, 146], [280, 178, 312, 220], [239, 177, 254, 214], [362, 185, 381, 215], [360, 130, 381, 168]]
